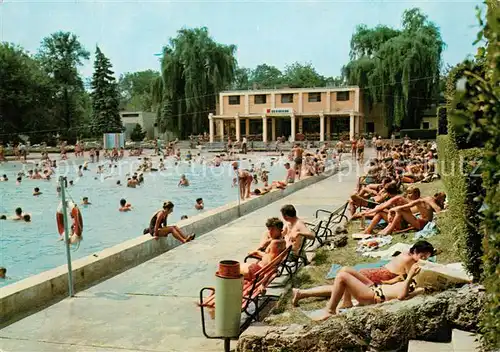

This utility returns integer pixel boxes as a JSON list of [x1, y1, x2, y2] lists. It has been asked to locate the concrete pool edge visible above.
[[0, 167, 339, 326]]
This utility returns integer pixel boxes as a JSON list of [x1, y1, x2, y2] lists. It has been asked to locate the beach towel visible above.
[[413, 221, 438, 240], [326, 260, 390, 280], [356, 236, 393, 253]]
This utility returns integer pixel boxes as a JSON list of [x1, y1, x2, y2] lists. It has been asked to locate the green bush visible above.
[[436, 135, 483, 281], [130, 123, 146, 142], [437, 106, 448, 135]]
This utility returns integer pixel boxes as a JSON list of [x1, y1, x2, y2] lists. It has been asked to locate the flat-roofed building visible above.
[[208, 86, 365, 143]]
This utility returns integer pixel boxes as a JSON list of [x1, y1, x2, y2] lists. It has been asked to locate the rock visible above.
[[237, 285, 484, 352]]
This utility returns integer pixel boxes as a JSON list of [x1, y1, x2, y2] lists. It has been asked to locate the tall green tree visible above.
[[342, 8, 444, 130], [152, 27, 237, 137], [283, 62, 326, 88], [0, 43, 56, 143], [90, 46, 123, 135], [118, 70, 159, 111], [232, 67, 251, 90], [249, 64, 284, 88], [37, 31, 90, 141]]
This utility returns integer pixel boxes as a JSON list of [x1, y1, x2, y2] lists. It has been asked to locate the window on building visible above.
[[308, 92, 321, 102], [422, 122, 430, 130], [121, 113, 139, 117], [228, 95, 241, 105], [366, 122, 375, 133], [254, 94, 267, 104], [281, 94, 294, 104], [336, 91, 350, 101]]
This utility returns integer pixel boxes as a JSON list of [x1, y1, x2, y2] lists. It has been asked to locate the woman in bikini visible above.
[[145, 201, 195, 243], [305, 262, 424, 321], [291, 240, 435, 313]]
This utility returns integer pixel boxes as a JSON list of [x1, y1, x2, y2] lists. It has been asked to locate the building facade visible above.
[[120, 111, 157, 140], [208, 86, 366, 143]]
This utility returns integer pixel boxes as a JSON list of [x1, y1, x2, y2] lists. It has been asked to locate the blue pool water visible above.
[[0, 155, 287, 287]]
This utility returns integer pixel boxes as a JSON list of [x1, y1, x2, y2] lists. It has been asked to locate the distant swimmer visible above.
[[178, 174, 189, 187], [195, 198, 204, 210], [82, 197, 91, 206], [119, 198, 132, 212], [0, 174, 8, 181], [33, 187, 42, 196], [0, 267, 6, 279]]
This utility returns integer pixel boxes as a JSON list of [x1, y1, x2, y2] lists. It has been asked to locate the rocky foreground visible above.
[[238, 285, 484, 352]]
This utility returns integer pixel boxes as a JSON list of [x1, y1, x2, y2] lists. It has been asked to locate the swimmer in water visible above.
[[78, 165, 83, 177], [178, 174, 189, 187], [82, 197, 91, 205], [119, 198, 132, 212], [69, 180, 74, 186], [0, 215, 7, 220], [0, 174, 8, 181], [195, 198, 204, 210], [116, 180, 122, 186], [16, 176, 22, 185], [33, 187, 42, 196], [0, 267, 6, 279], [181, 215, 188, 220]]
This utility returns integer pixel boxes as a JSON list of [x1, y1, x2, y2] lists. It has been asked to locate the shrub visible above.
[[436, 135, 483, 282], [130, 123, 146, 142]]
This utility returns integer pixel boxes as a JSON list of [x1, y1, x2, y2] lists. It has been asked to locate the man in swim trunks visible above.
[[241, 217, 286, 280], [291, 240, 435, 308], [292, 143, 304, 180], [233, 161, 252, 200], [378, 192, 446, 235], [284, 162, 295, 184], [281, 204, 314, 257]]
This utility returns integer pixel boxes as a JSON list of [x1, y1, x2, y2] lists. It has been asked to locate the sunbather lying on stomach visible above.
[[377, 192, 446, 236], [292, 240, 435, 309], [241, 217, 286, 280]]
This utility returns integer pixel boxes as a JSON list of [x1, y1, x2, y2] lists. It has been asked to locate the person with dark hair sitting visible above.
[[144, 201, 195, 243], [292, 240, 436, 309], [280, 204, 314, 257]]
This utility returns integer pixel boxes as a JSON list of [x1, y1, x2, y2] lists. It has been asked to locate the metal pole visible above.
[[59, 176, 74, 297]]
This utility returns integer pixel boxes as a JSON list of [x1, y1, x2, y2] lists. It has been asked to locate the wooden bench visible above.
[[306, 202, 349, 246], [198, 246, 292, 351], [243, 237, 311, 278]]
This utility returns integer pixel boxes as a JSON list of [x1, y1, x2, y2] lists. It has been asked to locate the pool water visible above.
[[0, 155, 288, 287]]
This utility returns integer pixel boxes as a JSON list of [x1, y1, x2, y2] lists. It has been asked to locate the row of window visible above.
[[228, 91, 350, 105]]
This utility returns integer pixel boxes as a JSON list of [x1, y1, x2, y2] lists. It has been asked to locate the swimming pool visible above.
[[0, 155, 288, 287]]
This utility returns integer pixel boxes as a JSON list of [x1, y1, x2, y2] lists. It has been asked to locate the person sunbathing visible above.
[[378, 192, 446, 235], [360, 187, 422, 234], [309, 262, 424, 321], [350, 182, 399, 217], [241, 217, 286, 280], [292, 240, 435, 308]]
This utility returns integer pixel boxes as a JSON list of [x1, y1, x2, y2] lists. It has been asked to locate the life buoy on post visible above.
[[56, 201, 83, 243]]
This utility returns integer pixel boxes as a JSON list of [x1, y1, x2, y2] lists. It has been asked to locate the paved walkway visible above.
[[0, 154, 365, 352]]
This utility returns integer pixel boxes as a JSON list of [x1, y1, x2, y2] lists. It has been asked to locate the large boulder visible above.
[[237, 285, 484, 352]]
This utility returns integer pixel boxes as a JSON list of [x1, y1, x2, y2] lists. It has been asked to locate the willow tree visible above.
[[151, 27, 237, 137], [342, 8, 444, 129]]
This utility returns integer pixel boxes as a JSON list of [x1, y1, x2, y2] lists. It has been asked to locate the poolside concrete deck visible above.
[[0, 155, 362, 352]]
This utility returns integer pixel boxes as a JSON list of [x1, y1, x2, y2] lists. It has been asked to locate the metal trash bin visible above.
[[215, 260, 243, 338]]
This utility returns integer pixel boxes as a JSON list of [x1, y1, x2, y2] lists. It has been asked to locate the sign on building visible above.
[[265, 108, 294, 115]]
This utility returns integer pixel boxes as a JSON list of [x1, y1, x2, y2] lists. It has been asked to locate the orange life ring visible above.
[[71, 207, 83, 237]]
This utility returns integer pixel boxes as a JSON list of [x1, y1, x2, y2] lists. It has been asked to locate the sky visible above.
[[1, 0, 482, 80]]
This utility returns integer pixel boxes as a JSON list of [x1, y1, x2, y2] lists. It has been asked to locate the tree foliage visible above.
[[0, 43, 57, 144], [342, 8, 444, 130], [118, 69, 158, 112], [37, 31, 90, 142], [446, 2, 499, 348], [151, 27, 237, 137], [90, 46, 123, 135], [130, 123, 146, 142]]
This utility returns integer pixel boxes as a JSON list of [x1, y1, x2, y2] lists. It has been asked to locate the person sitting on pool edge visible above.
[[291, 240, 436, 308], [241, 217, 286, 280], [144, 201, 195, 243], [119, 199, 132, 212], [195, 198, 204, 210]]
